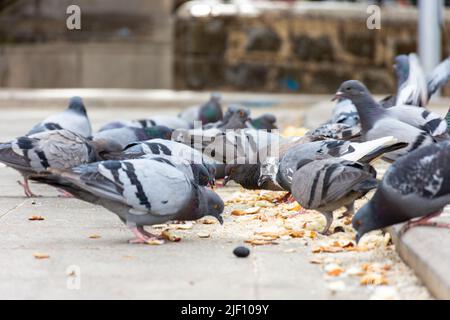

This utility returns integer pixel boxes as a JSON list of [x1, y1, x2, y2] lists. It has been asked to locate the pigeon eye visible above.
[[213, 204, 219, 209]]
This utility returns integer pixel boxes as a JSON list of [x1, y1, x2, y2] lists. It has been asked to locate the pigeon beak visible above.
[[223, 175, 231, 186], [257, 175, 270, 187], [332, 91, 344, 101], [355, 233, 361, 244], [216, 215, 224, 225]]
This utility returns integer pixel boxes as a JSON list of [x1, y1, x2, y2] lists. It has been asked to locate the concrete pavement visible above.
[[0, 90, 447, 299]]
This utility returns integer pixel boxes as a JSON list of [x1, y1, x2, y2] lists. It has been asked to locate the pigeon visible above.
[[137, 116, 191, 130], [307, 98, 361, 141], [427, 57, 450, 99], [334, 80, 440, 161], [93, 125, 173, 148], [174, 128, 284, 165], [27, 96, 92, 137], [99, 116, 191, 132], [223, 161, 284, 191], [178, 93, 223, 125], [291, 158, 378, 234], [307, 123, 361, 141], [353, 140, 450, 243], [248, 114, 278, 131], [0, 130, 122, 197], [330, 98, 360, 127], [394, 53, 428, 107], [381, 55, 450, 108], [44, 157, 224, 244], [258, 136, 406, 192], [102, 139, 218, 183], [204, 106, 251, 130], [222, 135, 324, 190]]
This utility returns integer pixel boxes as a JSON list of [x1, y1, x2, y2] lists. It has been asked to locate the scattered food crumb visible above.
[[28, 215, 44, 221], [197, 231, 211, 238], [33, 253, 50, 259]]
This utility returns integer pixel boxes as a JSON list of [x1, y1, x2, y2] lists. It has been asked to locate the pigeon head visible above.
[[90, 138, 124, 161], [144, 126, 173, 140], [68, 96, 87, 115], [223, 163, 260, 189], [352, 189, 399, 243], [394, 54, 410, 86], [352, 201, 378, 243], [334, 80, 371, 103], [190, 163, 215, 187], [197, 187, 224, 224], [251, 114, 277, 130], [199, 94, 223, 124]]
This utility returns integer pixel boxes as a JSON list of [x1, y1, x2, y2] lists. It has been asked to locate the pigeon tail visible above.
[[0, 143, 29, 170]]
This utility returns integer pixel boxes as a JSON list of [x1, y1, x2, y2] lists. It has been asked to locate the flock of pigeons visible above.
[[0, 53, 449, 245]]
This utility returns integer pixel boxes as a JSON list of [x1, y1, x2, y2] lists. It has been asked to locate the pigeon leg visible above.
[[17, 178, 41, 198], [320, 212, 334, 235], [57, 188, 74, 198], [279, 192, 294, 203], [400, 211, 447, 235], [289, 207, 307, 217], [339, 203, 354, 219], [137, 226, 164, 239], [127, 223, 164, 244]]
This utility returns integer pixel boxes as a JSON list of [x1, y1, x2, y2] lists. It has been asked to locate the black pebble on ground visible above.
[[233, 246, 250, 258]]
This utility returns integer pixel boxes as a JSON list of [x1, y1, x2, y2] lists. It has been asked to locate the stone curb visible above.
[[388, 221, 450, 299]]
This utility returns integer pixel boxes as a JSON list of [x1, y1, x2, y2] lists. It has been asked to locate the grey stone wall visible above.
[[0, 0, 173, 88], [174, 3, 450, 96]]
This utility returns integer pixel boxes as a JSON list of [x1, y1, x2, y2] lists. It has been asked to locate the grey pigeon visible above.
[[335, 80, 440, 161], [178, 93, 223, 125], [138, 116, 191, 130], [258, 136, 406, 192], [308, 98, 361, 141], [28, 96, 92, 137], [307, 123, 361, 141], [382, 55, 450, 108], [222, 136, 324, 190], [45, 157, 224, 244], [427, 57, 450, 99], [204, 106, 251, 130], [394, 53, 428, 107], [0, 129, 122, 197], [99, 116, 191, 132], [353, 140, 450, 242], [291, 158, 377, 234], [102, 139, 218, 185], [248, 114, 278, 131], [93, 125, 173, 148], [330, 98, 360, 127]]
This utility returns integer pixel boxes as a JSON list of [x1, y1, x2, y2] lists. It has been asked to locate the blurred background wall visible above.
[[0, 0, 173, 88], [0, 0, 449, 95]]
